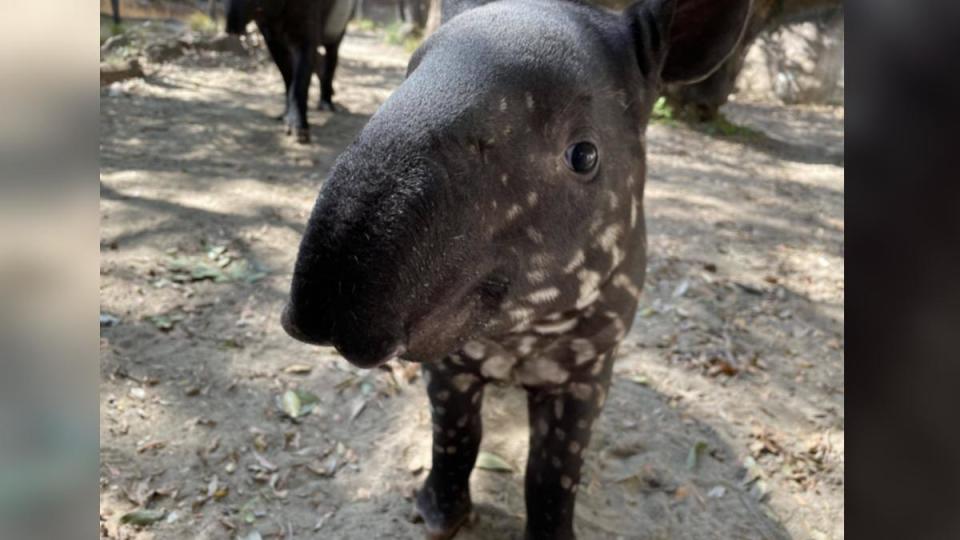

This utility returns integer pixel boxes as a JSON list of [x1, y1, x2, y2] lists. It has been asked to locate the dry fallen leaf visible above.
[[348, 397, 368, 422], [281, 390, 301, 419], [278, 389, 320, 421], [251, 451, 278, 472], [314, 511, 335, 531], [283, 363, 313, 375], [476, 451, 513, 473], [120, 508, 166, 526], [707, 485, 726, 498]]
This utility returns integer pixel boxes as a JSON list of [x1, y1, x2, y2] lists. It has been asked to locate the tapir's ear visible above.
[[624, 0, 752, 84]]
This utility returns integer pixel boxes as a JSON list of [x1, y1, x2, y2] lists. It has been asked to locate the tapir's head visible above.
[[282, 0, 750, 367], [224, 0, 257, 35]]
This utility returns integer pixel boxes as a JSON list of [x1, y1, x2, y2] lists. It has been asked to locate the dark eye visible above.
[[564, 142, 598, 174]]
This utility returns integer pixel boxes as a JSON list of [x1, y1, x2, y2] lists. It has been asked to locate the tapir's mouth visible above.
[[282, 268, 509, 367], [402, 270, 510, 362]]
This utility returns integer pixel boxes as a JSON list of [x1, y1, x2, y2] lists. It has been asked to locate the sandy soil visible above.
[[100, 25, 844, 540]]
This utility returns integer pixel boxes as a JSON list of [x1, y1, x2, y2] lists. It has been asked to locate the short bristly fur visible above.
[[282, 0, 751, 537]]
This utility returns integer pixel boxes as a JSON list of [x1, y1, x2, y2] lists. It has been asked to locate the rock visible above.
[[145, 41, 187, 63], [100, 59, 144, 86]]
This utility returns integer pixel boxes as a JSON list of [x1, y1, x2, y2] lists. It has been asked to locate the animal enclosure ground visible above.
[[100, 28, 843, 540]]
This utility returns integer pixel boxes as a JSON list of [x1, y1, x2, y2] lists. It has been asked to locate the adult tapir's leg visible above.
[[311, 48, 328, 111], [524, 352, 615, 540], [416, 359, 485, 539], [259, 24, 293, 121], [317, 39, 341, 111], [286, 41, 316, 143]]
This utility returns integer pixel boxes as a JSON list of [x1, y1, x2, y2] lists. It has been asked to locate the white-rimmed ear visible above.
[[625, 0, 752, 85]]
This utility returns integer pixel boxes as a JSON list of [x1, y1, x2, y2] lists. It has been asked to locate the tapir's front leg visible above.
[[416, 360, 485, 539], [317, 40, 340, 111], [258, 23, 292, 121], [524, 352, 614, 540], [285, 41, 315, 143]]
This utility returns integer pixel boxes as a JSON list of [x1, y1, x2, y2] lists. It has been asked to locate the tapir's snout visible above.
[[280, 272, 410, 368], [279, 302, 329, 347], [280, 133, 456, 368]]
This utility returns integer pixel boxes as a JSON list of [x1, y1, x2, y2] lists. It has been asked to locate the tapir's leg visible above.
[[286, 41, 315, 143], [313, 48, 326, 109], [524, 352, 614, 540], [416, 360, 485, 539], [259, 24, 293, 121], [317, 40, 341, 111]]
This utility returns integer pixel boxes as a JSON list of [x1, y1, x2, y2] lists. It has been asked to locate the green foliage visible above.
[[353, 18, 377, 31], [100, 17, 127, 43], [698, 114, 764, 140], [383, 21, 423, 53], [651, 96, 763, 141], [188, 12, 218, 35], [651, 96, 675, 122]]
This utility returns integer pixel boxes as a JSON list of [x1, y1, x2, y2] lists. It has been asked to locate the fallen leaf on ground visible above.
[[348, 397, 368, 422], [120, 508, 166, 526], [251, 451, 278, 472], [278, 389, 320, 420], [283, 363, 313, 375], [476, 451, 513, 473], [281, 390, 301, 419], [707, 485, 726, 498], [686, 441, 708, 470], [707, 357, 740, 377], [137, 440, 166, 454], [314, 511, 335, 531]]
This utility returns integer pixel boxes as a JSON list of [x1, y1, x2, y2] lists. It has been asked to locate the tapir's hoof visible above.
[[414, 488, 474, 540], [295, 127, 310, 144], [317, 100, 337, 112]]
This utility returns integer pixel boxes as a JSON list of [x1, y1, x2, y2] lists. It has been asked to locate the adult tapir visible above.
[[282, 0, 750, 537], [225, 0, 356, 143]]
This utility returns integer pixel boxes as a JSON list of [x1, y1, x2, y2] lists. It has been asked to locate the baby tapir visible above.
[[225, 0, 356, 143], [281, 0, 750, 537]]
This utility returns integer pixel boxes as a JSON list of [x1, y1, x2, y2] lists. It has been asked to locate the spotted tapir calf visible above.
[[225, 0, 356, 143], [281, 0, 750, 537]]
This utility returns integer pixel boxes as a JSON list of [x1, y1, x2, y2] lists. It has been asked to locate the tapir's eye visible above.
[[564, 142, 598, 175]]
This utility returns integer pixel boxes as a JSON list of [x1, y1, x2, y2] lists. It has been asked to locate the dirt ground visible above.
[[100, 24, 844, 540]]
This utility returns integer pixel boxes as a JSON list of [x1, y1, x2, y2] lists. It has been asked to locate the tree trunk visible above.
[[662, 0, 842, 121], [111, 0, 120, 25], [401, 0, 426, 27], [425, 0, 442, 35], [207, 0, 217, 21]]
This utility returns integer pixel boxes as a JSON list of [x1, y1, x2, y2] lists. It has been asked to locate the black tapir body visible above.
[[282, 0, 750, 537], [225, 0, 356, 143]]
